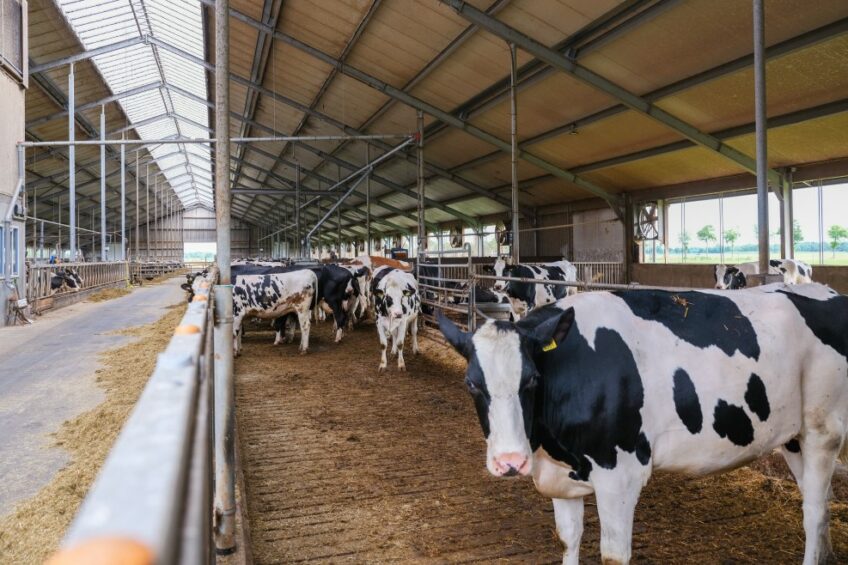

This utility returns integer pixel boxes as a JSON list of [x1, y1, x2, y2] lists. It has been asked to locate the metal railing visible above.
[[470, 261, 625, 287], [26, 261, 129, 303], [417, 244, 476, 332], [130, 261, 186, 284], [49, 269, 223, 564]]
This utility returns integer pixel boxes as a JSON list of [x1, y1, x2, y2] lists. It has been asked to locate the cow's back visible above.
[[537, 285, 847, 477]]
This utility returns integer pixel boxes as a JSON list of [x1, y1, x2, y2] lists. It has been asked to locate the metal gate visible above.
[[416, 244, 475, 332]]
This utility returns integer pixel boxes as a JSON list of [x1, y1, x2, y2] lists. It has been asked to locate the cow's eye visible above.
[[465, 378, 480, 395], [522, 373, 539, 391], [374, 290, 384, 297], [402, 289, 411, 296]]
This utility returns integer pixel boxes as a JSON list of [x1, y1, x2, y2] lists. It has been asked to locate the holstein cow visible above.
[[490, 257, 577, 319], [371, 266, 420, 372], [715, 259, 813, 289], [50, 268, 83, 294], [232, 269, 317, 356], [439, 283, 848, 565]]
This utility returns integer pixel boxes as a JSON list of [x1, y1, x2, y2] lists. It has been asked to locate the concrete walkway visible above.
[[0, 278, 185, 517]]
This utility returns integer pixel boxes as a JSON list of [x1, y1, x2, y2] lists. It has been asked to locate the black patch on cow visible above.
[[785, 438, 801, 453], [672, 368, 702, 434], [744, 373, 770, 422], [532, 322, 649, 481], [777, 290, 848, 362], [713, 400, 754, 446], [613, 290, 760, 360], [635, 432, 651, 465]]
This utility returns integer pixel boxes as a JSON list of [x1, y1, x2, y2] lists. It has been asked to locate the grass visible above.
[[644, 250, 848, 266]]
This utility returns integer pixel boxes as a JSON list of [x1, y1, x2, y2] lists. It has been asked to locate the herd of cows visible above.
[[185, 255, 845, 564]]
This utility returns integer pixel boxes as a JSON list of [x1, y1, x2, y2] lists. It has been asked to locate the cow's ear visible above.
[[520, 307, 574, 352], [438, 310, 471, 358]]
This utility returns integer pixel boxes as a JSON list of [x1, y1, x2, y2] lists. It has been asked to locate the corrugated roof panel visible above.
[[55, 0, 211, 207]]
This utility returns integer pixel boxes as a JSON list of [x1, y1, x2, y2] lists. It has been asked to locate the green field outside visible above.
[[644, 250, 848, 266]]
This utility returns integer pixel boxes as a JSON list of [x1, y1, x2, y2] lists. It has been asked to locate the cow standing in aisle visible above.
[[232, 269, 317, 356], [372, 266, 420, 372], [439, 283, 848, 565], [490, 257, 577, 319]]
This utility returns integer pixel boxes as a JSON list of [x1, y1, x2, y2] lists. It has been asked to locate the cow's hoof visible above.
[[299, 349, 308, 355], [398, 364, 406, 372]]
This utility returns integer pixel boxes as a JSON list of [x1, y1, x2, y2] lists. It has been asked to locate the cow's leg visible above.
[[396, 320, 408, 371], [296, 309, 311, 354], [592, 471, 644, 565], [285, 314, 297, 344], [799, 431, 841, 564], [377, 320, 388, 372], [552, 497, 583, 565], [233, 318, 243, 356], [411, 316, 419, 355]]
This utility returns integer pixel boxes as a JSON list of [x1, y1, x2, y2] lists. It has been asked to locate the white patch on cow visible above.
[[472, 321, 532, 474]]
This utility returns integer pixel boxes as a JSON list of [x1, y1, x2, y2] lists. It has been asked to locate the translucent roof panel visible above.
[[56, 0, 212, 208]]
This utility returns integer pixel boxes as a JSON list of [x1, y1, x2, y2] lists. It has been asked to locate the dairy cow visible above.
[[439, 283, 848, 565], [371, 266, 420, 371], [490, 257, 577, 319], [233, 269, 317, 356], [50, 268, 83, 294], [715, 259, 813, 289]]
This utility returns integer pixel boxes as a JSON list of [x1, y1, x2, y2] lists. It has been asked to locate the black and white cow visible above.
[[372, 266, 420, 372], [439, 283, 848, 565], [233, 269, 317, 356], [490, 257, 577, 319], [715, 259, 813, 289], [50, 267, 83, 294], [771, 258, 814, 284]]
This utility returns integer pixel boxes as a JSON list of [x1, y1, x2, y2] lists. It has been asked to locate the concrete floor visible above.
[[0, 277, 185, 517]]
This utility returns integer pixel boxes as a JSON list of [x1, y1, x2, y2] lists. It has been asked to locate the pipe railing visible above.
[[48, 269, 219, 564], [26, 261, 130, 303]]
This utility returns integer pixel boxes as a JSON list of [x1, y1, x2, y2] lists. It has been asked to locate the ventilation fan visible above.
[[496, 223, 512, 246], [346, 241, 354, 253], [357, 241, 365, 253], [634, 201, 660, 241], [449, 226, 463, 248]]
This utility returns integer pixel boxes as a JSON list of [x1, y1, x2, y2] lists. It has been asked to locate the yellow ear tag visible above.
[[542, 339, 557, 352]]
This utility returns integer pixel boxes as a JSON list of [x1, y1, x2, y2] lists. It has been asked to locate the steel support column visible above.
[[366, 144, 371, 255], [214, 0, 236, 555], [754, 0, 769, 276], [120, 143, 126, 261], [416, 112, 425, 253], [781, 169, 794, 259], [68, 64, 77, 262], [509, 42, 519, 265], [100, 107, 107, 260]]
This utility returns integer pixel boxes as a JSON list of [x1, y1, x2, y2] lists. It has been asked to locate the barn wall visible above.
[[573, 208, 623, 262], [0, 65, 26, 326]]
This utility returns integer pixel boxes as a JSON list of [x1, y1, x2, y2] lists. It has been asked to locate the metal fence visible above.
[[469, 261, 625, 286], [417, 245, 476, 332], [130, 261, 186, 284], [49, 269, 221, 564], [27, 261, 129, 303]]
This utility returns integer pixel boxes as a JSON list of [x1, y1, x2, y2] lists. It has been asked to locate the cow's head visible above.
[[714, 265, 746, 290], [491, 256, 515, 293], [438, 306, 574, 478], [64, 268, 83, 291], [374, 276, 417, 324]]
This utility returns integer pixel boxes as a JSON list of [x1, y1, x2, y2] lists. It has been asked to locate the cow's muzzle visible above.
[[491, 453, 531, 477]]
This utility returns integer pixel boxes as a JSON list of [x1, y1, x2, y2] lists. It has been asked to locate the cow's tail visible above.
[[310, 274, 319, 310]]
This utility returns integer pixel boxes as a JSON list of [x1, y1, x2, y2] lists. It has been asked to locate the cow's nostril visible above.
[[502, 467, 519, 477]]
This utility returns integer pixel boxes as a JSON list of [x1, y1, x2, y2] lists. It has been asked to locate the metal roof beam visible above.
[[29, 36, 146, 74], [443, 0, 784, 187], [202, 2, 620, 211], [27, 81, 164, 129], [448, 15, 848, 175]]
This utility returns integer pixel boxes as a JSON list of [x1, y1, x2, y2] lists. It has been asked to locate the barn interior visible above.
[[1, 0, 848, 563]]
